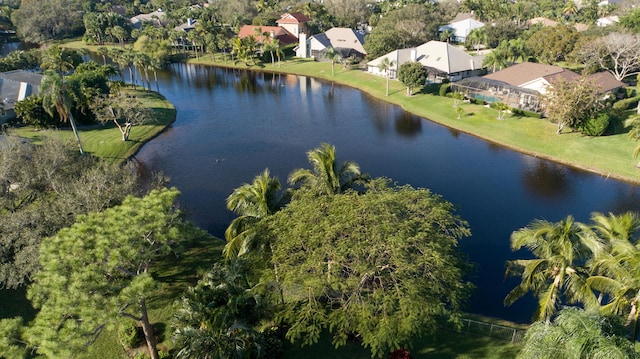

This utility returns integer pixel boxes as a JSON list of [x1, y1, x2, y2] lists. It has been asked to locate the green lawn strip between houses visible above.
[[186, 53, 640, 185], [11, 88, 175, 163]]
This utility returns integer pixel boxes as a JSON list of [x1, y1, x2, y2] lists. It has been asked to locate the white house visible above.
[[367, 40, 484, 82], [297, 27, 367, 60], [438, 13, 484, 43]]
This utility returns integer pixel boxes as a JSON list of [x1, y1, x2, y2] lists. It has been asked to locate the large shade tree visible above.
[[25, 188, 207, 359], [265, 178, 473, 358]]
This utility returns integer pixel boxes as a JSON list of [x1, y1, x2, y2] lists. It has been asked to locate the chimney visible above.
[[187, 18, 194, 26], [411, 49, 417, 62]]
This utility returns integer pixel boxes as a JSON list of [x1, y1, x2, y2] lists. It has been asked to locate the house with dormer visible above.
[[297, 27, 367, 61], [367, 40, 484, 82]]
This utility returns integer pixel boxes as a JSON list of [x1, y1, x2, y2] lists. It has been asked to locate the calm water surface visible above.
[[135, 64, 640, 323]]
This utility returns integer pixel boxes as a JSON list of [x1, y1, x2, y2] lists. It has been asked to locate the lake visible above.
[[134, 63, 640, 324]]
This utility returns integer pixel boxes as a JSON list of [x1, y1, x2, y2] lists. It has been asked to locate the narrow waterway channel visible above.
[[133, 63, 640, 324]]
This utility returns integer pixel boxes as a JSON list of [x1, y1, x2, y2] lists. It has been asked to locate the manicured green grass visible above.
[[188, 54, 640, 185], [11, 88, 175, 163], [282, 326, 522, 359]]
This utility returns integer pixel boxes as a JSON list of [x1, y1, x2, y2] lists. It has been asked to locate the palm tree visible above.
[[466, 27, 487, 55], [439, 28, 455, 43], [585, 212, 640, 339], [378, 57, 396, 96], [625, 115, 640, 167], [40, 45, 75, 74], [518, 307, 635, 359], [40, 71, 84, 155], [262, 37, 279, 67], [504, 215, 601, 323], [288, 143, 366, 196], [224, 169, 283, 259], [97, 46, 109, 66], [482, 49, 508, 73], [323, 46, 341, 76]]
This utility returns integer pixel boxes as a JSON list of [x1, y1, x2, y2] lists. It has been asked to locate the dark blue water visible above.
[[135, 64, 640, 324]]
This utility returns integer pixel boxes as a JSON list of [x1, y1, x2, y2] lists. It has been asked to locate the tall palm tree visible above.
[[585, 212, 640, 339], [466, 27, 487, 55], [288, 143, 365, 196], [482, 49, 508, 73], [439, 28, 455, 43], [323, 46, 340, 76], [40, 45, 75, 74], [378, 57, 396, 96], [625, 115, 640, 167], [224, 169, 283, 259], [40, 71, 84, 155], [504, 215, 601, 323]]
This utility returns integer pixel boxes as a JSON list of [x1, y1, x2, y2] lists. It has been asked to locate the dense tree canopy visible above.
[[12, 0, 84, 43], [25, 188, 207, 359], [540, 77, 604, 134], [0, 134, 139, 289], [525, 25, 579, 64], [265, 179, 472, 358], [398, 61, 427, 96]]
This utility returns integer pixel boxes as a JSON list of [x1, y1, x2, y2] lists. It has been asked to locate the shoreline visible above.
[[187, 56, 640, 186]]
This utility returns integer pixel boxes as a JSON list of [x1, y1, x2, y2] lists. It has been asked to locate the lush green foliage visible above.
[[540, 77, 604, 134], [266, 179, 472, 358], [525, 25, 579, 64], [518, 307, 635, 359], [172, 261, 280, 359], [0, 134, 139, 289], [12, 0, 84, 43], [25, 188, 207, 358], [397, 61, 427, 96]]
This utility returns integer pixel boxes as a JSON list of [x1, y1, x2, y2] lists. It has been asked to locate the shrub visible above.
[[625, 87, 637, 98], [439, 83, 451, 97], [511, 108, 543, 119], [580, 112, 610, 136], [118, 321, 142, 350], [469, 97, 485, 105], [612, 95, 640, 110]]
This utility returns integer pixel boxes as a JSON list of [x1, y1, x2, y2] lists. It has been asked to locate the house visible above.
[[237, 25, 298, 46], [276, 12, 310, 39], [451, 62, 625, 112], [527, 16, 589, 32], [0, 70, 43, 124], [297, 27, 367, 61], [174, 18, 197, 32], [366, 40, 484, 83], [130, 9, 167, 29], [438, 13, 484, 43]]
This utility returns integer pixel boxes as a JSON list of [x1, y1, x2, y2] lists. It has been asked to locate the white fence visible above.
[[445, 318, 526, 344]]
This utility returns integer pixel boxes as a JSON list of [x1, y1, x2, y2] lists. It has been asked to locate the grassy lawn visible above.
[[283, 327, 522, 359], [10, 88, 175, 163], [186, 54, 640, 185]]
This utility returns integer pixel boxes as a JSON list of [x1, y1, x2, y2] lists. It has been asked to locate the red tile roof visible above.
[[276, 12, 310, 24], [237, 25, 298, 45]]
